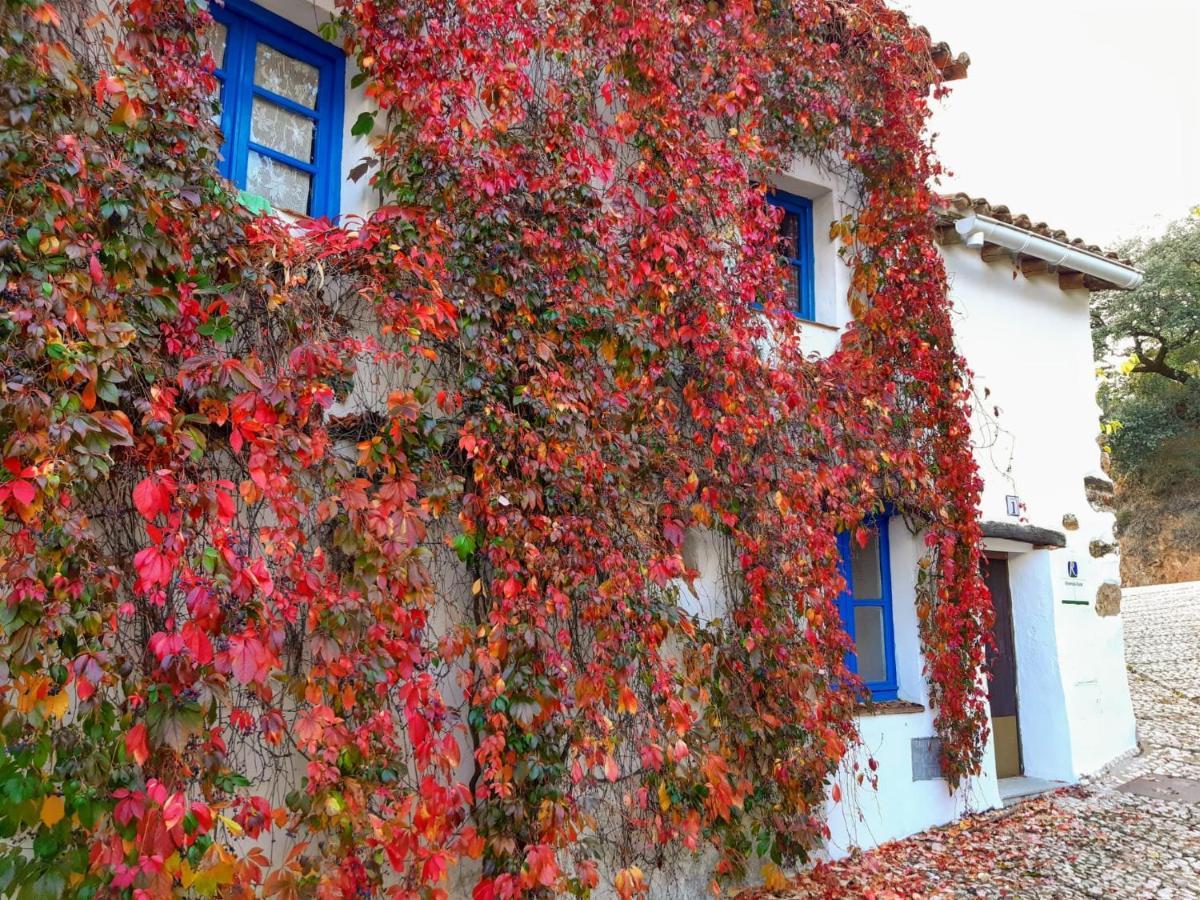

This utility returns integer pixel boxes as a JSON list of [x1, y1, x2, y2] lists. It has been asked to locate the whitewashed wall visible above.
[[945, 243, 1138, 779], [824, 517, 1001, 857]]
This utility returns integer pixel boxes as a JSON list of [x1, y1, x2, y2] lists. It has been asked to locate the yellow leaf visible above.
[[40, 795, 66, 828], [43, 690, 69, 720], [218, 814, 244, 837], [761, 863, 789, 891], [15, 675, 46, 713], [658, 782, 670, 811], [189, 847, 235, 898]]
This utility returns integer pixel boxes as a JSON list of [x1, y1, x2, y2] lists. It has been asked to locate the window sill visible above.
[[796, 317, 839, 332], [751, 304, 840, 332], [855, 700, 926, 718]]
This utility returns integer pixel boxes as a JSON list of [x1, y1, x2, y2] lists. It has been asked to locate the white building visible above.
[[203, 0, 1142, 884], [698, 166, 1142, 863], [824, 189, 1142, 854]]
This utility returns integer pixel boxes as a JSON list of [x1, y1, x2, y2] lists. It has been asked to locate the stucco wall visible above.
[[824, 518, 1001, 857], [945, 244, 1138, 779]]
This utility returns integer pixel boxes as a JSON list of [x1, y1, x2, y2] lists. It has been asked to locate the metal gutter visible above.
[[954, 213, 1144, 290]]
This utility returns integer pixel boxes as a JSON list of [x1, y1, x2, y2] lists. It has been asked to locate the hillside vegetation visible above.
[[1116, 435, 1200, 586], [1094, 216, 1200, 586]]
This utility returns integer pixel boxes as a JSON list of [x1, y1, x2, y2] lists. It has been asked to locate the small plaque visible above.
[[1062, 559, 1087, 605], [911, 737, 943, 782], [1005, 495, 1021, 517]]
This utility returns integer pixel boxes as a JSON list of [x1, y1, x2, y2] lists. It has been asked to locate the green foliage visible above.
[[1099, 374, 1200, 475], [1095, 215, 1200, 474]]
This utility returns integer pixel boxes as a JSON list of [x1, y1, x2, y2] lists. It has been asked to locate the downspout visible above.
[[954, 213, 1144, 290]]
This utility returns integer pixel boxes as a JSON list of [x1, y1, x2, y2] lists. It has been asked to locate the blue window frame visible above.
[[767, 189, 815, 320], [208, 0, 344, 218], [836, 515, 898, 701]]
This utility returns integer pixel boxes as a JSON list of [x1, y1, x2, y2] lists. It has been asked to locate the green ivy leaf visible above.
[[351, 111, 376, 137], [451, 532, 476, 561]]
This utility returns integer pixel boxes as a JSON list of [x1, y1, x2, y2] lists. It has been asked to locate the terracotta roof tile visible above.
[[915, 27, 971, 82], [937, 192, 1134, 267]]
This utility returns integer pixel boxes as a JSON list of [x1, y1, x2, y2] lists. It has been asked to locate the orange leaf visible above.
[[111, 99, 140, 127], [40, 795, 66, 828]]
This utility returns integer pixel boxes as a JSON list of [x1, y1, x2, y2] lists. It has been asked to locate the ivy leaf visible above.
[[125, 722, 150, 766], [146, 700, 204, 752], [39, 795, 65, 828], [228, 635, 272, 686], [110, 99, 140, 127], [133, 546, 173, 590], [451, 532, 476, 562], [132, 475, 174, 521], [350, 111, 376, 137], [9, 480, 35, 506], [197, 315, 233, 344]]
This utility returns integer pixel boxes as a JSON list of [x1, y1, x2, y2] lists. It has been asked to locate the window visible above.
[[837, 515, 898, 701], [768, 190, 815, 320], [208, 0, 344, 218]]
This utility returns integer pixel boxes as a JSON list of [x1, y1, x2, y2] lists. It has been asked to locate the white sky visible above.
[[902, 0, 1200, 249]]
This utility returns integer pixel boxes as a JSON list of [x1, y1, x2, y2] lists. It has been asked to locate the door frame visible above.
[[984, 552, 1022, 778]]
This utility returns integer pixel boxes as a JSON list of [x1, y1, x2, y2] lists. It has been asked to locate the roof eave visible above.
[[934, 197, 1143, 292]]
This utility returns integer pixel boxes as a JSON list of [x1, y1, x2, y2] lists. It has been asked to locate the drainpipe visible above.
[[954, 213, 1144, 290]]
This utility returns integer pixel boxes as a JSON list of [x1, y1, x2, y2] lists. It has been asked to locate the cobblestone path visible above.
[[747, 581, 1200, 898]]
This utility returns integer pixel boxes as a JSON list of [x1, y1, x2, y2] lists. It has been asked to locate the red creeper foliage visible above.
[[0, 0, 991, 896]]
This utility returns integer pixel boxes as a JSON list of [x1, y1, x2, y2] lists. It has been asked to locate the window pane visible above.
[[777, 211, 799, 259], [251, 98, 316, 162], [787, 262, 804, 311], [850, 526, 882, 599], [246, 152, 312, 215], [211, 81, 224, 126], [206, 21, 227, 68], [255, 44, 319, 108], [853, 606, 887, 684]]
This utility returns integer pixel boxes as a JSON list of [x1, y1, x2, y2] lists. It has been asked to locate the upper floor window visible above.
[[208, 0, 344, 219], [837, 515, 898, 701], [768, 190, 815, 320]]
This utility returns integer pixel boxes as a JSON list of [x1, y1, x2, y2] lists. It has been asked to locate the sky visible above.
[[901, 0, 1200, 249]]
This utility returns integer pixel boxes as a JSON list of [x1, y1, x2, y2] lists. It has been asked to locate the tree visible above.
[[0, 0, 991, 895], [1094, 215, 1200, 474]]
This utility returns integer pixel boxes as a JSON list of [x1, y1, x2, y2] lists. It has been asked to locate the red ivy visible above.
[[0, 0, 990, 896]]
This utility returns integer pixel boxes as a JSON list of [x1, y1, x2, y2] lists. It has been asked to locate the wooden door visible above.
[[983, 556, 1021, 778]]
